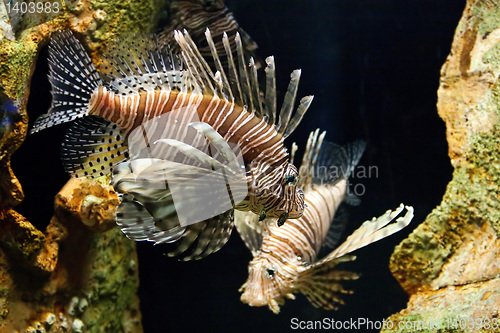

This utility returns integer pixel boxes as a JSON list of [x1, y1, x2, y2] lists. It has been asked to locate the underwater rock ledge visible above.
[[0, 0, 168, 331], [383, 0, 500, 332]]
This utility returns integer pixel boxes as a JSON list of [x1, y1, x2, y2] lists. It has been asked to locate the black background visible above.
[[13, 0, 465, 332]]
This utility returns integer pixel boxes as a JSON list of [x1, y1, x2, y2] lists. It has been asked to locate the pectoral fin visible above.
[[234, 210, 267, 256], [296, 255, 359, 310]]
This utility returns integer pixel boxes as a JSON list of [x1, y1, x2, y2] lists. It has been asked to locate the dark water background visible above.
[[13, 0, 465, 332]]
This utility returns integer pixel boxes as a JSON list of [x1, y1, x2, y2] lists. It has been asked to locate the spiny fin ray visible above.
[[98, 35, 193, 95], [174, 29, 313, 137], [317, 204, 414, 265], [31, 30, 103, 134], [61, 116, 129, 178]]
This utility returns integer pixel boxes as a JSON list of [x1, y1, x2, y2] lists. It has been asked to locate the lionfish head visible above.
[[250, 162, 305, 222], [240, 256, 293, 314]]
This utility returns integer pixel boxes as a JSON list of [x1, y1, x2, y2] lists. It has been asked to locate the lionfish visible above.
[[158, 0, 260, 69], [235, 130, 414, 313], [31, 29, 313, 259]]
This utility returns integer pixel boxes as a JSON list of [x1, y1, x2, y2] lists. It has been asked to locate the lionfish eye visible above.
[[284, 175, 297, 186], [264, 267, 276, 279]]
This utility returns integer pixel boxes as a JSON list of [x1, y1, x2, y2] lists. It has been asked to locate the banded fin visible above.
[[316, 204, 414, 266], [234, 210, 267, 256], [166, 209, 234, 261], [296, 128, 326, 190], [174, 29, 313, 139], [296, 255, 359, 311], [116, 193, 186, 243], [113, 158, 239, 260], [296, 205, 414, 310], [174, 30, 216, 96], [61, 116, 128, 178], [313, 140, 366, 186], [98, 35, 196, 95], [31, 30, 103, 134], [262, 56, 314, 139], [238, 27, 260, 63], [157, 0, 262, 70], [322, 206, 349, 250]]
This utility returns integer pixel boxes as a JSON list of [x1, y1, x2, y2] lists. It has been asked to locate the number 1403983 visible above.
[[5, 1, 60, 14]]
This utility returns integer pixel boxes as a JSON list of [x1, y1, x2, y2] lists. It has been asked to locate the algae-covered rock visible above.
[[0, 0, 169, 331], [385, 279, 500, 333], [384, 0, 500, 331], [0, 176, 142, 332]]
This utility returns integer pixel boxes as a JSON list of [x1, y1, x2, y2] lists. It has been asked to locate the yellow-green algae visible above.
[[0, 39, 37, 101], [473, 0, 500, 38], [482, 43, 500, 70], [0, 0, 168, 330], [389, 113, 500, 291], [390, 0, 500, 295], [388, 147, 500, 294], [90, 0, 163, 40], [0, 209, 45, 261], [383, 279, 500, 333], [82, 227, 141, 332]]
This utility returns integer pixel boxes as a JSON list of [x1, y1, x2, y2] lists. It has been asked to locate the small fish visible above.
[[158, 0, 260, 70], [0, 91, 21, 145], [235, 130, 414, 313], [31, 29, 312, 259]]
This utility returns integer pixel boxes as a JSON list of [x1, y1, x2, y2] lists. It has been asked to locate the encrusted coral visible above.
[[384, 0, 500, 331], [0, 0, 168, 331]]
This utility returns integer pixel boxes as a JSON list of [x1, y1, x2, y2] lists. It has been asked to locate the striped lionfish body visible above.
[[235, 130, 414, 313], [31, 29, 312, 260], [158, 0, 259, 70]]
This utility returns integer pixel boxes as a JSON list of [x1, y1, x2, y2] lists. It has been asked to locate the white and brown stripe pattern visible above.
[[158, 0, 259, 70], [87, 25, 310, 220], [32, 29, 312, 260], [87, 82, 300, 218], [236, 130, 414, 313]]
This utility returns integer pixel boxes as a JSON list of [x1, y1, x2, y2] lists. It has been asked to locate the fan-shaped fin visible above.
[[61, 116, 128, 178]]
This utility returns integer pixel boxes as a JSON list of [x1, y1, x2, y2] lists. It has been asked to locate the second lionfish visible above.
[[236, 130, 414, 313], [158, 0, 260, 70], [31, 29, 313, 260]]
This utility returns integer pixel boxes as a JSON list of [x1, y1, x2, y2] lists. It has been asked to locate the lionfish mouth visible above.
[[240, 291, 269, 307], [240, 263, 274, 308], [240, 289, 283, 314]]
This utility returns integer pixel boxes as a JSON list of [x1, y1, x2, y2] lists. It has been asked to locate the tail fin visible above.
[[31, 30, 103, 134], [313, 140, 366, 185]]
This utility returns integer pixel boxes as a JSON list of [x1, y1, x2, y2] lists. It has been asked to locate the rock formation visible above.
[[384, 1, 500, 331], [0, 0, 167, 331]]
